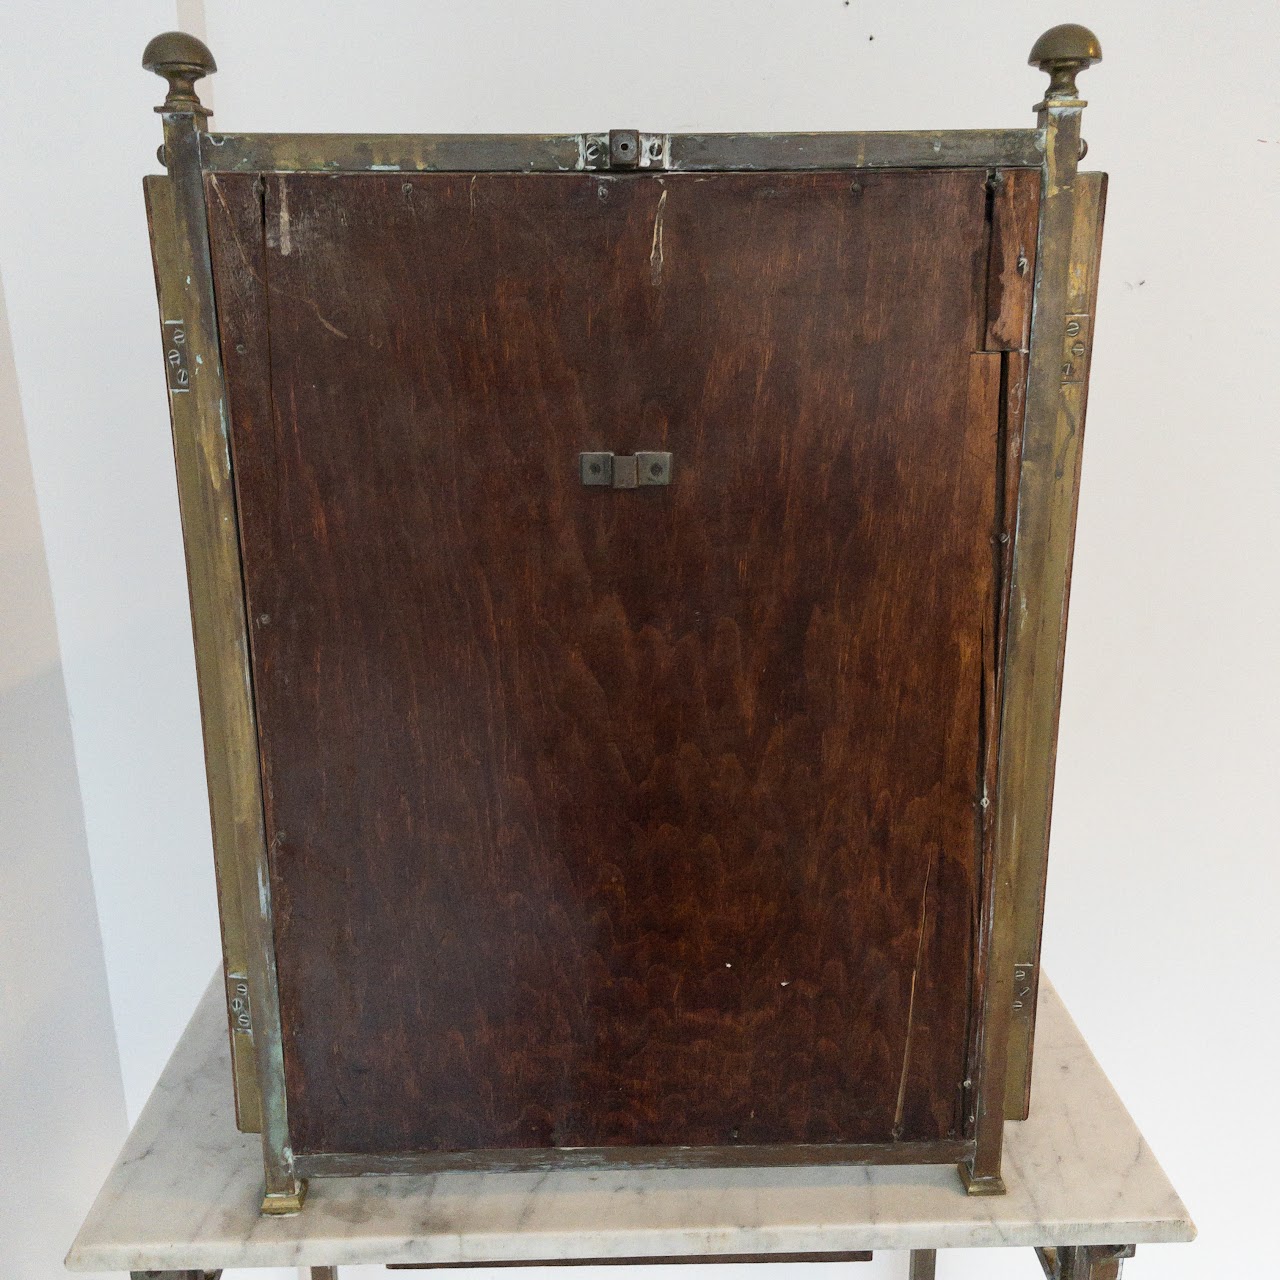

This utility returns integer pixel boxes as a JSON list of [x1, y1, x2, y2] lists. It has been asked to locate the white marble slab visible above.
[[66, 973, 1193, 1273]]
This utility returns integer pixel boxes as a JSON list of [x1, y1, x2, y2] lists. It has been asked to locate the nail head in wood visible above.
[[1029, 23, 1101, 101], [143, 31, 216, 116]]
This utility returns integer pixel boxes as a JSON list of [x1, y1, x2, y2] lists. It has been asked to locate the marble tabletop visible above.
[[66, 972, 1193, 1273]]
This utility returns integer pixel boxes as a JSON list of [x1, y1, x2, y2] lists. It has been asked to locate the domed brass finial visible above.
[[143, 31, 216, 116], [1029, 23, 1101, 101]]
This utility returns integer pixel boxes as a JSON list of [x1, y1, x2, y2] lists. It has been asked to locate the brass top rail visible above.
[[191, 129, 1045, 174]]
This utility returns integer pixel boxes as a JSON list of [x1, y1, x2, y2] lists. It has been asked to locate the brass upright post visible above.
[[962, 23, 1101, 1195], [142, 31, 305, 1216]]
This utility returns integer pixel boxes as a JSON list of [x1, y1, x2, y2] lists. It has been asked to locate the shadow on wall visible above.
[[0, 267, 127, 1279]]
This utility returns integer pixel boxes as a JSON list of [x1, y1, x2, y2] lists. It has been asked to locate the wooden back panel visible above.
[[207, 168, 1004, 1156]]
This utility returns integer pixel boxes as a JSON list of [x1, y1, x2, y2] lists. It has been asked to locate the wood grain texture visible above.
[[984, 169, 1040, 352], [206, 168, 1001, 1157]]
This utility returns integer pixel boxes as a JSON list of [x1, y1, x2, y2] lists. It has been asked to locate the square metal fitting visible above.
[[579, 452, 614, 485]]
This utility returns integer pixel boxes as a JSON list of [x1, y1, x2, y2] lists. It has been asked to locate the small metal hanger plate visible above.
[[580, 451, 672, 488]]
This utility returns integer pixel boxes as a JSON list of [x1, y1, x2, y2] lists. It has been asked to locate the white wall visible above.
[[0, 0, 227, 1127], [0, 267, 126, 1276], [0, 3, 269, 1277], [2, 2, 1276, 1278]]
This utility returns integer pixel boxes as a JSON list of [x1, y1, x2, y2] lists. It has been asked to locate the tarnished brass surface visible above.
[[202, 132, 587, 174], [142, 31, 216, 117], [143, 177, 261, 1137], [957, 1161, 1007, 1195], [260, 1180, 308, 1216], [963, 36, 1101, 1190], [196, 128, 1043, 175], [1003, 171, 1108, 1121], [1029, 25, 1102, 102], [298, 1140, 973, 1179], [668, 130, 1041, 171], [146, 33, 301, 1207]]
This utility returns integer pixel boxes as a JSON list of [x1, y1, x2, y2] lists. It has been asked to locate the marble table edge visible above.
[[68, 1219, 1197, 1275], [65, 971, 1196, 1273]]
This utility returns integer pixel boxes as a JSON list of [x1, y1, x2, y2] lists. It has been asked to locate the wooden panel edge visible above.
[[984, 169, 1040, 351]]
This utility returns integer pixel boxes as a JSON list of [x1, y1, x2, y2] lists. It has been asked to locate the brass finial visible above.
[[143, 31, 216, 115], [1029, 23, 1101, 101]]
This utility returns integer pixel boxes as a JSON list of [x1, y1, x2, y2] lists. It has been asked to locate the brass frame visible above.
[[196, 128, 1043, 174], [140, 23, 1105, 1212]]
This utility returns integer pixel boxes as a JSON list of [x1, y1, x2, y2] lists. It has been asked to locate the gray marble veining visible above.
[[66, 974, 1193, 1272]]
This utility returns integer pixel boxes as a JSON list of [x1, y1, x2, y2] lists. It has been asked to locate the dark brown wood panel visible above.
[[985, 168, 1040, 351], [206, 168, 1000, 1157]]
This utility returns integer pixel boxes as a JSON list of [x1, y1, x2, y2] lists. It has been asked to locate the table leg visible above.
[[908, 1250, 936, 1279], [1036, 1245, 1136, 1279], [311, 1269, 339, 1279]]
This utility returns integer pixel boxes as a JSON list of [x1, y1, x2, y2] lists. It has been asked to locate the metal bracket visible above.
[[1012, 961, 1035, 1014], [581, 131, 670, 170], [610, 129, 642, 169], [1061, 313, 1091, 383], [227, 973, 253, 1037], [162, 318, 191, 393], [580, 451, 672, 488]]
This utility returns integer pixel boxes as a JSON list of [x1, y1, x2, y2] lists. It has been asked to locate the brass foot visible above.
[[261, 1178, 308, 1215], [958, 1161, 1006, 1195]]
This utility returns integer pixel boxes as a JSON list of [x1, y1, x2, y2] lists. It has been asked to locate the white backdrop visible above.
[[2, 2, 1277, 1278]]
